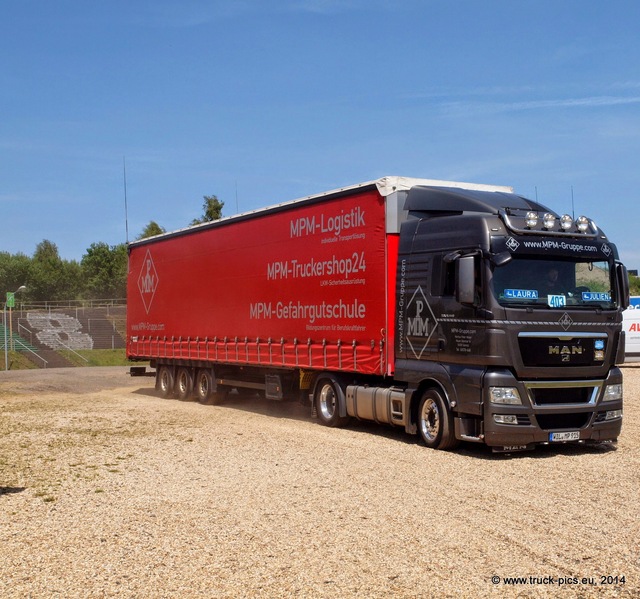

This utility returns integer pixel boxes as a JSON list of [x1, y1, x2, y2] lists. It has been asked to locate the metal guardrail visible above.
[[55, 340, 90, 363], [1, 300, 127, 369], [4, 338, 49, 368], [14, 299, 126, 311]]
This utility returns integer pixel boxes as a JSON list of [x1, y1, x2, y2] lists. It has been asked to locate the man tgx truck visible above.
[[127, 176, 628, 452]]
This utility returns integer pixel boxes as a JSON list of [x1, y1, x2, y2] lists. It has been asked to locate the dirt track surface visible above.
[[1, 366, 639, 598]]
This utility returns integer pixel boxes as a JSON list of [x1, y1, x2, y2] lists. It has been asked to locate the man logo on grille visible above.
[[138, 249, 159, 314]]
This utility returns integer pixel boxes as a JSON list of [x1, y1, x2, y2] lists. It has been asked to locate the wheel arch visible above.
[[407, 377, 456, 436]]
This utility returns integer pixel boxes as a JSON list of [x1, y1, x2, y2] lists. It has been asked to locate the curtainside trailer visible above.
[[127, 176, 629, 452]]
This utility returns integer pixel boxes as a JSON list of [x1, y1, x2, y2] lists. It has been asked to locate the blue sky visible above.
[[2, 0, 640, 268]]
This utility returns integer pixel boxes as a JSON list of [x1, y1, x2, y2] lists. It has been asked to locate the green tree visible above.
[[0, 252, 31, 301], [630, 273, 640, 296], [29, 240, 82, 301], [191, 195, 224, 225], [81, 242, 128, 299], [138, 221, 166, 239]]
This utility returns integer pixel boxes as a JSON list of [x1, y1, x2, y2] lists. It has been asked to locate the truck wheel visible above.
[[195, 369, 215, 405], [417, 388, 459, 450], [157, 365, 175, 398], [176, 367, 194, 401], [315, 378, 349, 428]]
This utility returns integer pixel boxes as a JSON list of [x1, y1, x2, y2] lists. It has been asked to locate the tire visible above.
[[157, 365, 175, 399], [195, 369, 215, 405], [176, 367, 194, 401], [314, 378, 349, 428], [417, 388, 459, 450]]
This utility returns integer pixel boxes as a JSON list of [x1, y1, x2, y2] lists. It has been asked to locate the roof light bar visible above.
[[501, 209, 597, 237]]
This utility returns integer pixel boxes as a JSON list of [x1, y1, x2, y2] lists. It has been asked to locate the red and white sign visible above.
[[623, 296, 640, 360]]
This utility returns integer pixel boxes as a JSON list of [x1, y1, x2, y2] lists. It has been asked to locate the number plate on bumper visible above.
[[549, 431, 580, 442]]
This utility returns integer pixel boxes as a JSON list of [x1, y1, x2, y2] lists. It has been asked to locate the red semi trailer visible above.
[[128, 176, 627, 452]]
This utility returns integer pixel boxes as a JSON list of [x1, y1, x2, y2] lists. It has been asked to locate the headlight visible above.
[[603, 384, 622, 402], [489, 387, 522, 405]]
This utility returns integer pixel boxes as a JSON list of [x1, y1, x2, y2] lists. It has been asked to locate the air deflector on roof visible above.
[[404, 186, 550, 215]]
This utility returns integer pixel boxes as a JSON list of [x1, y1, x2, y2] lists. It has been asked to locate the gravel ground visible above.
[[1, 365, 639, 598]]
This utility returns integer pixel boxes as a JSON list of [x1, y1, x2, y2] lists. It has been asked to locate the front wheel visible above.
[[314, 378, 349, 428], [417, 388, 459, 450]]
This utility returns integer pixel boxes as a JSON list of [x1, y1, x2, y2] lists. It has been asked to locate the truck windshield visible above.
[[491, 258, 615, 309]]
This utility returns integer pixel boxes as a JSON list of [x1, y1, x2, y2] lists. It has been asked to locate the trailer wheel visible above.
[[176, 367, 194, 401], [195, 369, 215, 405], [157, 365, 175, 399], [417, 388, 458, 450], [314, 378, 348, 428]]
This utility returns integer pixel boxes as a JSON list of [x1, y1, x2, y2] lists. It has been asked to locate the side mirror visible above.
[[457, 255, 477, 305], [616, 262, 630, 310]]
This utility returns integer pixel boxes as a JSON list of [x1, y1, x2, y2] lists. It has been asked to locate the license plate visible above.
[[549, 431, 580, 442]]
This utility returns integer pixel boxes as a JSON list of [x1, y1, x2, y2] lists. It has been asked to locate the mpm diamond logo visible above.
[[406, 285, 439, 359], [558, 312, 573, 331], [138, 249, 159, 314]]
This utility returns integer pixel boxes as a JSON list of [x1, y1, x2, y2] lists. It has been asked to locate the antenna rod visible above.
[[123, 156, 129, 243], [235, 180, 239, 214], [571, 185, 575, 219]]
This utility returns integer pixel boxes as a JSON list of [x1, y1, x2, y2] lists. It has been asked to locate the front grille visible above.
[[535, 412, 592, 430], [518, 336, 601, 367], [530, 386, 596, 405]]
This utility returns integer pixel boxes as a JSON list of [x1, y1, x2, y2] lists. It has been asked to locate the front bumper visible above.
[[482, 368, 623, 450]]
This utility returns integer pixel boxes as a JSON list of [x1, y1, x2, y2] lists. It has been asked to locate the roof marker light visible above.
[[560, 214, 573, 231]]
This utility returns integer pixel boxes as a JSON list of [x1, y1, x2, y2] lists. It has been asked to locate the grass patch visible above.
[[0, 351, 38, 370], [2, 349, 144, 370], [58, 349, 131, 367]]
